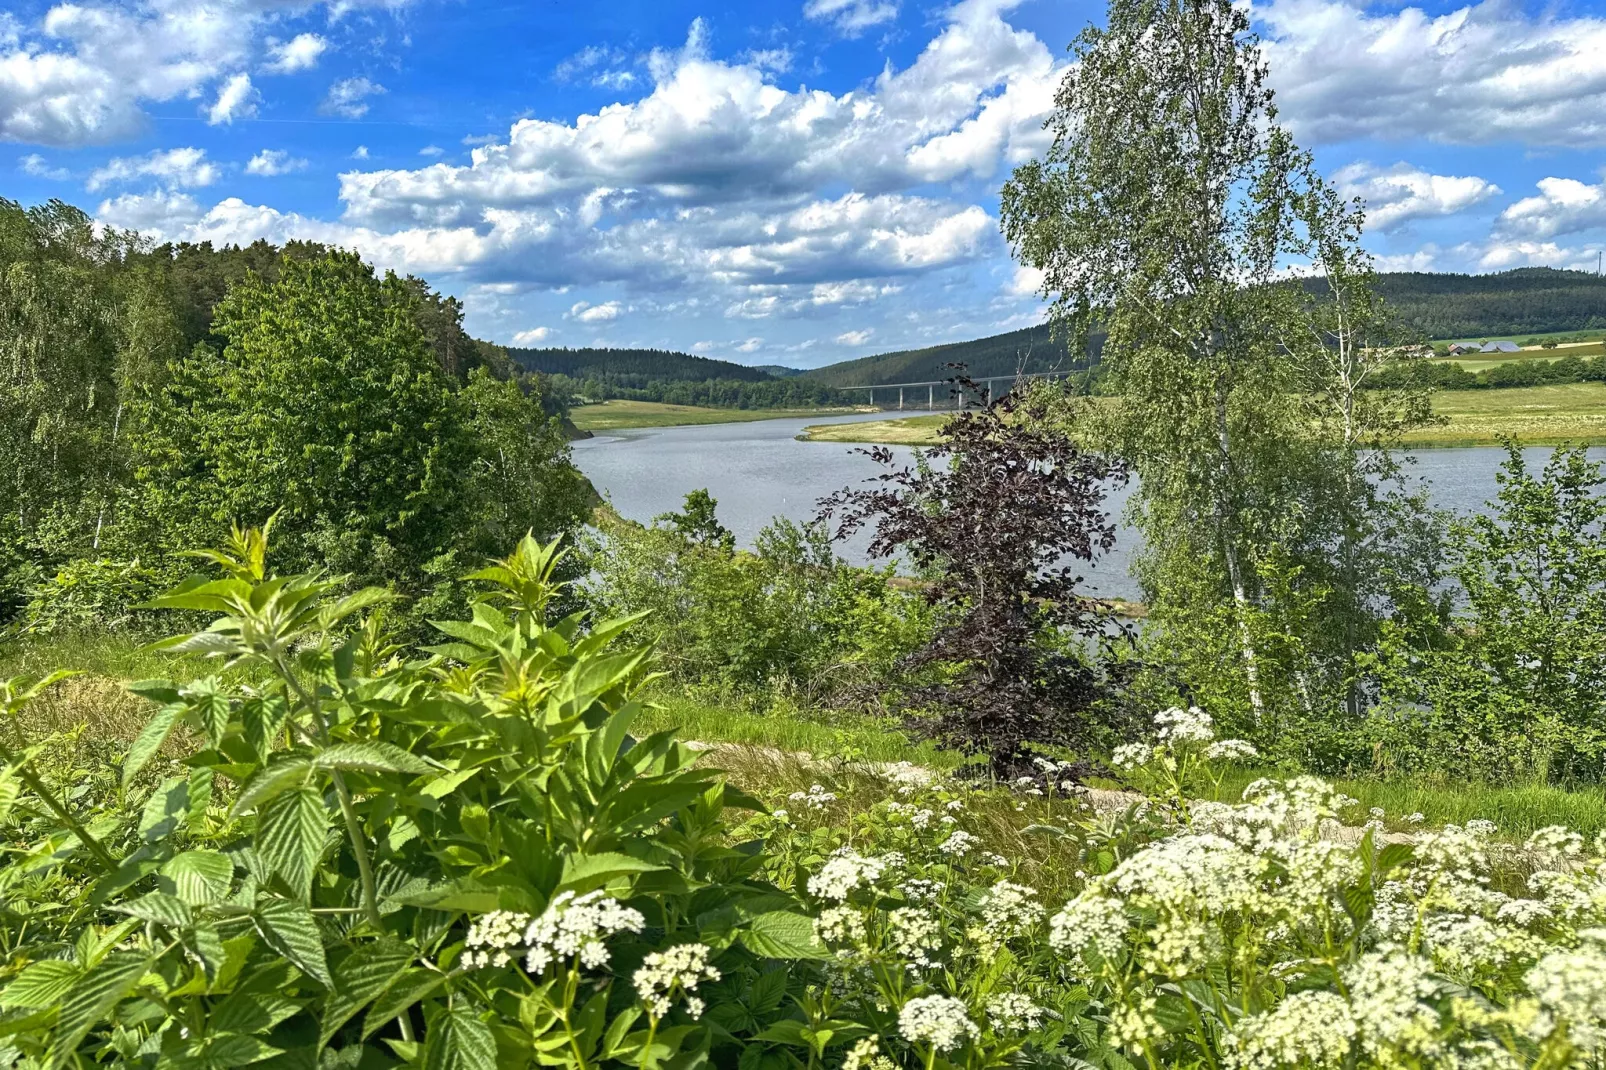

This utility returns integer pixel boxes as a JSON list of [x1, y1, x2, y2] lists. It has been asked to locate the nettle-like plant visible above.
[[0, 525, 824, 1069]]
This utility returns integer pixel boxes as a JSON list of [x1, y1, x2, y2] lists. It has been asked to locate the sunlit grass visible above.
[[569, 399, 860, 431]]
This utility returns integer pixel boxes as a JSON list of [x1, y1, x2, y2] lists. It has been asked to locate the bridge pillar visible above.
[[898, 386, 904, 410], [928, 384, 933, 409], [867, 387, 874, 407]]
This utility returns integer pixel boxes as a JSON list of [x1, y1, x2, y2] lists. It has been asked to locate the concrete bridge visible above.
[[836, 369, 1078, 410]]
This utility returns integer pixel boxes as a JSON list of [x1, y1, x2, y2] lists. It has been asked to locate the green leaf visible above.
[[557, 852, 667, 894], [253, 898, 331, 987], [111, 891, 193, 929], [159, 850, 235, 906], [126, 679, 182, 705], [206, 1034, 284, 1064], [123, 702, 184, 789], [424, 1004, 496, 1070], [421, 767, 478, 799], [314, 743, 432, 775], [362, 971, 443, 1040], [256, 786, 328, 900], [319, 939, 413, 1049], [46, 951, 149, 1069], [212, 992, 301, 1035], [0, 961, 79, 1009], [139, 776, 191, 841], [230, 756, 314, 819], [737, 912, 830, 961]]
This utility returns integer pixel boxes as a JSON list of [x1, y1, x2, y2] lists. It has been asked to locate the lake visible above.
[[573, 412, 1599, 601]]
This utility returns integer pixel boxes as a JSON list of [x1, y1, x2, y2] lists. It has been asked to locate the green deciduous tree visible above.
[[1001, 0, 1433, 747]]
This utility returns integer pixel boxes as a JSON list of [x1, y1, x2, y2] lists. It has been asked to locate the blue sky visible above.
[[5, 0, 1606, 367]]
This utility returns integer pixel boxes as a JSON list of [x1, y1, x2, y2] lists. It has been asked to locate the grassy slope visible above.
[[569, 399, 860, 431], [802, 383, 1606, 448], [7, 632, 1606, 839]]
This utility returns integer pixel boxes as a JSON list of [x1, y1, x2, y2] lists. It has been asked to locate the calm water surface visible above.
[[573, 413, 1601, 601]]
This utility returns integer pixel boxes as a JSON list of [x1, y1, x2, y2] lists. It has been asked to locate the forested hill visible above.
[[508, 347, 774, 385], [801, 325, 1086, 389], [1311, 267, 1606, 339]]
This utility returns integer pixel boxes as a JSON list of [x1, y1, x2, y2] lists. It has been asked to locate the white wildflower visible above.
[[986, 993, 1046, 1033], [807, 849, 887, 902], [899, 995, 979, 1052], [522, 890, 645, 974], [939, 830, 979, 857], [1206, 739, 1258, 762], [1108, 995, 1163, 1047], [1527, 826, 1585, 865], [888, 907, 943, 968], [788, 784, 837, 809], [1049, 893, 1130, 961], [842, 1036, 895, 1070], [1406, 812, 1426, 825], [1224, 990, 1356, 1070], [1525, 931, 1606, 1052], [976, 880, 1045, 942], [633, 943, 720, 1019], [815, 906, 867, 948], [1111, 742, 1152, 769], [1155, 705, 1214, 743], [462, 910, 532, 969], [1342, 947, 1444, 1061]]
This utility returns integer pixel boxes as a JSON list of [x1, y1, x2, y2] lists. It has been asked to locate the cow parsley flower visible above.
[[1342, 947, 1444, 1061], [842, 1036, 896, 1070], [939, 830, 979, 857], [808, 848, 887, 902], [986, 993, 1046, 1033], [522, 890, 645, 973], [634, 943, 720, 1019], [888, 907, 942, 968], [1108, 995, 1163, 1047], [1049, 892, 1130, 961], [976, 880, 1045, 942], [1111, 742, 1152, 769], [1155, 705, 1213, 743], [463, 910, 532, 969], [1525, 931, 1606, 1052], [788, 784, 837, 809], [815, 905, 867, 948], [1527, 826, 1585, 865], [1224, 990, 1356, 1070], [899, 995, 979, 1051], [1206, 739, 1258, 762]]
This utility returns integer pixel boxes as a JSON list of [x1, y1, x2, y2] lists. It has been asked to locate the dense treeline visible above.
[[1309, 267, 1606, 339], [802, 324, 1090, 388], [0, 199, 590, 632], [1374, 351, 1606, 390], [552, 372, 855, 409]]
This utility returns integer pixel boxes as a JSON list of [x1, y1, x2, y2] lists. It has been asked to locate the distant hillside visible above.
[[507, 346, 773, 385], [754, 364, 806, 378], [1311, 267, 1606, 340], [805, 268, 1606, 389], [802, 325, 1086, 389]]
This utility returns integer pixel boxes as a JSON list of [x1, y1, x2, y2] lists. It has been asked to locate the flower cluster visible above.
[[462, 893, 644, 973], [807, 848, 887, 901], [633, 942, 721, 1019], [1154, 704, 1213, 743], [788, 783, 837, 810], [899, 995, 979, 1052], [986, 993, 1047, 1033]]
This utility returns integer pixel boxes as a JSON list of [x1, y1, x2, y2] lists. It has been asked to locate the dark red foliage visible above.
[[818, 376, 1130, 774]]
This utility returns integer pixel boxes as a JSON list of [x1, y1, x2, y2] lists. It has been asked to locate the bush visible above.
[[584, 491, 932, 701], [0, 528, 822, 1068]]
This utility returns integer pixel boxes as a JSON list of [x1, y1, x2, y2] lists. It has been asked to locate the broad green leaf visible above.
[[125, 679, 182, 705], [45, 951, 149, 1069], [229, 756, 313, 819], [557, 852, 667, 894], [206, 1034, 284, 1064], [319, 939, 413, 1049], [0, 772, 19, 823], [314, 743, 432, 775], [737, 912, 830, 961], [421, 767, 478, 799], [139, 776, 190, 842], [159, 850, 234, 906], [0, 961, 79, 1009], [256, 786, 328, 900], [212, 992, 302, 1035], [253, 898, 331, 987], [241, 695, 290, 761], [122, 702, 184, 789], [183, 923, 227, 981], [111, 891, 193, 929], [362, 971, 443, 1040], [424, 1004, 496, 1070]]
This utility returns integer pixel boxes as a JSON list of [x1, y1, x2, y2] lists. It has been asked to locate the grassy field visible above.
[[569, 399, 861, 431], [804, 383, 1606, 449], [8, 631, 1606, 842], [1437, 328, 1606, 348], [1434, 342, 1606, 369]]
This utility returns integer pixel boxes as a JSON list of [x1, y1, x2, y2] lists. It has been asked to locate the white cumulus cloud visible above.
[[19, 153, 68, 179], [835, 328, 874, 345], [512, 326, 551, 344], [804, 0, 900, 35], [245, 149, 308, 177], [322, 77, 385, 118], [1497, 177, 1606, 241], [87, 147, 219, 191], [265, 34, 328, 74], [1332, 162, 1501, 231], [569, 300, 623, 322], [1261, 0, 1606, 147], [208, 73, 259, 124]]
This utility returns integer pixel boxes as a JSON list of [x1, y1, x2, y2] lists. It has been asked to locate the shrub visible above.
[[0, 527, 822, 1067]]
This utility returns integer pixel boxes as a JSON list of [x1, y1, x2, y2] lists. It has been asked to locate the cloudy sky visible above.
[[5, 0, 1606, 367]]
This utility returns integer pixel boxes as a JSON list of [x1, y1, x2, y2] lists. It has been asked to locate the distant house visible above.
[[1446, 343, 1480, 355], [1480, 341, 1520, 353]]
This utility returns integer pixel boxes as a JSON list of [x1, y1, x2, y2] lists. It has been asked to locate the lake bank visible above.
[[799, 382, 1606, 448], [569, 398, 866, 431]]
